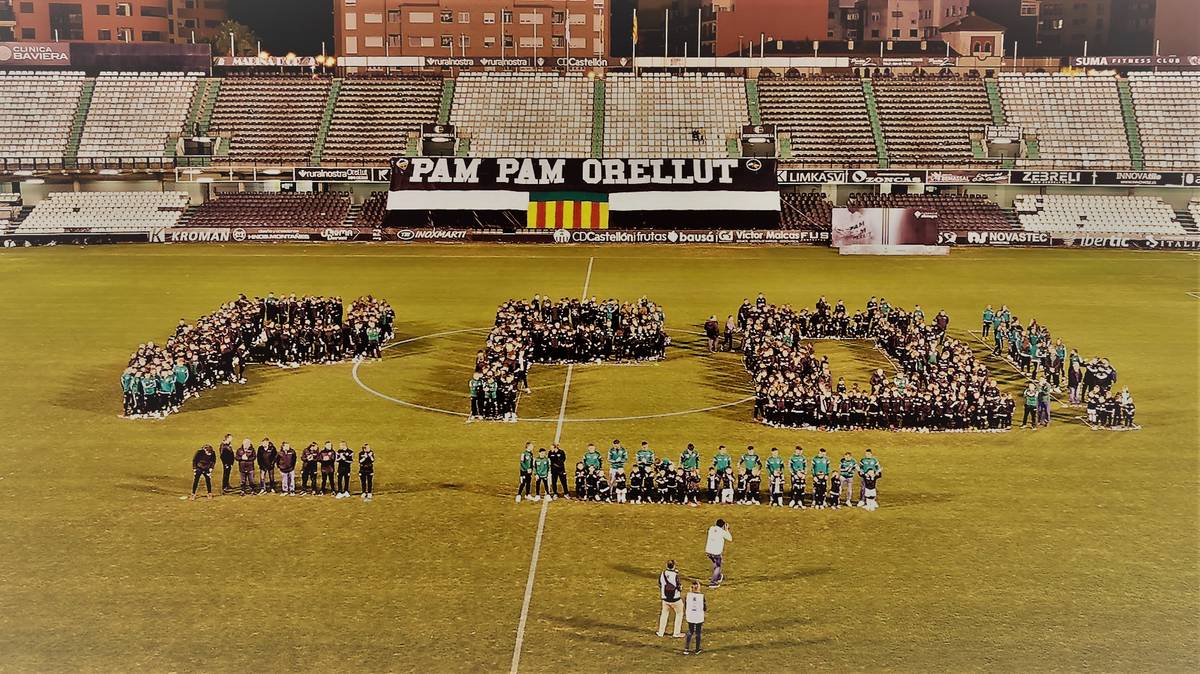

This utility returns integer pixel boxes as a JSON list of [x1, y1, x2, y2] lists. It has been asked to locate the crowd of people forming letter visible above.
[[738, 295, 1014, 432], [980, 304, 1135, 430], [470, 295, 668, 421], [516, 441, 882, 510], [189, 434, 376, 500], [122, 293, 394, 418]]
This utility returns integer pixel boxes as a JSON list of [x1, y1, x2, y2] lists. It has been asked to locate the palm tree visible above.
[[203, 20, 262, 57]]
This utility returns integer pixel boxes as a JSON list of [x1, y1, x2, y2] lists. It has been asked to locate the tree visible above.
[[203, 20, 262, 57]]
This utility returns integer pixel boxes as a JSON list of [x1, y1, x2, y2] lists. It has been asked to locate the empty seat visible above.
[[186, 192, 351, 228], [0, 71, 86, 163], [604, 73, 748, 158], [758, 76, 876, 166], [17, 191, 188, 234], [324, 76, 443, 163], [451, 72, 594, 158], [1014, 194, 1185, 235], [846, 193, 1011, 231], [998, 74, 1132, 169], [77, 72, 198, 159], [209, 76, 331, 163], [1129, 72, 1200, 171], [873, 75, 997, 167]]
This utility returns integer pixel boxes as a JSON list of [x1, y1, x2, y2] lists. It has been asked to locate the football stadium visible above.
[[1, 1, 1198, 671]]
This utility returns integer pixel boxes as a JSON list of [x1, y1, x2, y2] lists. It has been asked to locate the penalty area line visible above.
[[510, 256, 593, 674]]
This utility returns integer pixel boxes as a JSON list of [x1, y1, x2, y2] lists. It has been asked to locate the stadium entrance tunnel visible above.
[[351, 327, 757, 423]]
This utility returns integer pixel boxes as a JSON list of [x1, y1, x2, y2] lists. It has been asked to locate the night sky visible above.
[[229, 0, 334, 55]]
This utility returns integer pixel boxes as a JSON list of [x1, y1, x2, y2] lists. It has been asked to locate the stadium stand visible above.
[[185, 192, 351, 229], [604, 73, 747, 158], [323, 76, 443, 164], [357, 191, 388, 228], [451, 72, 593, 158], [209, 76, 331, 163], [1128, 72, 1200, 170], [1014, 194, 1185, 234], [757, 76, 877, 165], [872, 76, 995, 167], [77, 72, 199, 160], [998, 74, 1131, 169], [15, 191, 188, 234], [847, 193, 1011, 231], [779, 192, 833, 231], [0, 71, 85, 163]]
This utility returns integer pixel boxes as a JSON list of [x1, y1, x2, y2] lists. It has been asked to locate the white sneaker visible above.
[[515, 495, 522, 503]]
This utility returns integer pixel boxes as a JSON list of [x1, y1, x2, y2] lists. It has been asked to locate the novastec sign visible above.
[[0, 43, 71, 65]]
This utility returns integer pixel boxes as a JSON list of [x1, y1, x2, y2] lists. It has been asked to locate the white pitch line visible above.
[[510, 256, 594, 674]]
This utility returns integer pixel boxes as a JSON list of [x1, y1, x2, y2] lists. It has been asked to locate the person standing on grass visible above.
[[301, 442, 320, 495], [549, 443, 568, 499], [723, 314, 736, 352], [683, 580, 706, 655], [276, 442, 297, 496], [517, 442, 534, 503], [608, 439, 627, 481], [705, 519, 732, 588], [358, 443, 375, 501], [858, 449, 882, 506], [257, 437, 277, 494], [1021, 383, 1038, 429], [219, 434, 235, 493], [533, 448, 551, 500], [190, 444, 216, 500], [704, 315, 720, 352], [335, 441, 354, 499], [235, 438, 257, 495], [318, 441, 337, 495], [982, 304, 994, 339], [657, 560, 685, 638]]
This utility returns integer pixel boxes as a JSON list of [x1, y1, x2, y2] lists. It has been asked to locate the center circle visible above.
[[351, 327, 755, 424]]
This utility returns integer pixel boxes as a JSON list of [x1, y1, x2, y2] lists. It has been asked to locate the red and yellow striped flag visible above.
[[527, 192, 609, 229]]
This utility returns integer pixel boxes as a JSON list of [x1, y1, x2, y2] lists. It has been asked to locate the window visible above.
[[552, 10, 565, 24], [870, 12, 879, 23], [116, 2, 131, 16], [502, 9, 512, 24], [503, 34, 513, 48], [98, 28, 111, 40], [908, 29, 916, 37], [483, 35, 495, 47], [552, 35, 563, 48], [892, 10, 903, 18], [204, 19, 219, 28], [459, 35, 469, 48], [409, 11, 433, 24], [408, 36, 422, 47], [97, 5, 111, 15], [183, 19, 195, 28], [364, 12, 382, 23], [185, 0, 195, 7], [21, 27, 34, 38], [388, 9, 399, 23], [142, 30, 165, 41], [364, 35, 383, 47], [483, 12, 495, 24], [116, 27, 132, 41], [440, 34, 452, 47], [871, 29, 880, 38], [459, 11, 469, 23], [827, 30, 834, 38], [345, 35, 358, 53], [142, 5, 168, 18], [891, 29, 900, 37], [344, 0, 355, 4], [388, 33, 401, 47], [345, 12, 356, 30], [440, 9, 452, 22], [18, 2, 32, 12]]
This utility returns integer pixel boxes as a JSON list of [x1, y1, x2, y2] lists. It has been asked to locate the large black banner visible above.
[[388, 157, 778, 193]]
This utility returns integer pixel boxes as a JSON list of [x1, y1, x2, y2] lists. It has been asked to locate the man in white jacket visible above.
[[656, 560, 685, 638], [705, 519, 732, 588]]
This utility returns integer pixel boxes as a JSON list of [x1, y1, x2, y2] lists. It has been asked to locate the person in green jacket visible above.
[[172, 359, 190, 403], [788, 446, 807, 508], [636, 441, 655, 467], [838, 452, 858, 507], [982, 305, 994, 339], [739, 446, 760, 473], [517, 442, 534, 502], [583, 444, 604, 473], [765, 448, 784, 478], [608, 440, 627, 480], [712, 445, 732, 473], [811, 448, 831, 478], [680, 444, 700, 472], [533, 448, 551, 499], [857, 449, 882, 506], [157, 369, 176, 413], [140, 373, 159, 415], [1021, 383, 1038, 429], [121, 368, 137, 416]]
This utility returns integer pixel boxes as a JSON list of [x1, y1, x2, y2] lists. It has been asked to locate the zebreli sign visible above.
[[0, 43, 71, 65]]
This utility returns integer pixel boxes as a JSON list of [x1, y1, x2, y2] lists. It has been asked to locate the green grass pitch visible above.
[[0, 244, 1197, 672]]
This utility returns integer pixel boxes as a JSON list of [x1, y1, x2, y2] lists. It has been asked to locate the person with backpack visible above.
[[683, 581, 706, 655], [656, 560, 685, 639]]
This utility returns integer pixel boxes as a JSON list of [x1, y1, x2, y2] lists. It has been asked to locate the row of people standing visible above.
[[190, 434, 376, 500]]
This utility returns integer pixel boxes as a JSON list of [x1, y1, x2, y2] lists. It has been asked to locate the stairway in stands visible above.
[[64, 78, 95, 167], [983, 79, 1015, 168], [860, 79, 889, 168], [1176, 209, 1199, 236], [1116, 80, 1145, 170], [311, 78, 342, 164], [591, 78, 605, 158]]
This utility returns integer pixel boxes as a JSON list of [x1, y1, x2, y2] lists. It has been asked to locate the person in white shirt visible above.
[[683, 581, 706, 655], [656, 560, 685, 638], [705, 519, 732, 588]]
